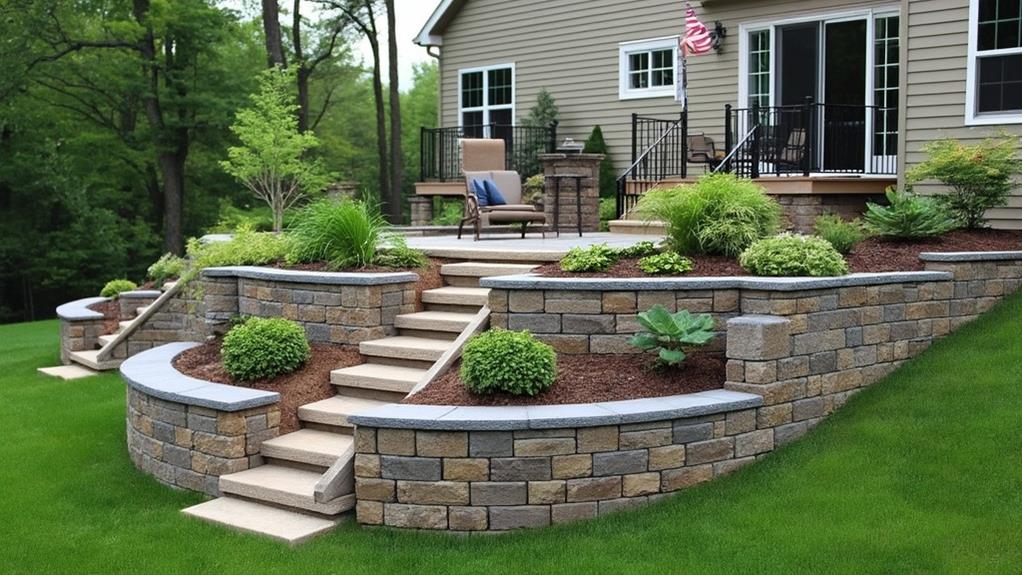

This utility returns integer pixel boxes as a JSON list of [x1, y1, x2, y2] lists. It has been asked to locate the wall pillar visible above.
[[539, 153, 604, 233]]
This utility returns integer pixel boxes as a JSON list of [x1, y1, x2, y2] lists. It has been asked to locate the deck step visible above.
[[181, 497, 338, 545], [359, 336, 452, 362], [394, 311, 476, 333], [219, 464, 354, 515], [298, 396, 387, 428], [421, 286, 490, 307], [440, 262, 538, 278], [68, 349, 122, 371], [330, 363, 426, 393], [259, 429, 353, 468]]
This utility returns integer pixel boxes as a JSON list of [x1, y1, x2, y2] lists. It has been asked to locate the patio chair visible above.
[[687, 133, 723, 171], [763, 127, 808, 174], [457, 139, 546, 240]]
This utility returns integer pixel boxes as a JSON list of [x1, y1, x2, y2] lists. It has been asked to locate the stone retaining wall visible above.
[[57, 296, 110, 364], [774, 193, 883, 233]]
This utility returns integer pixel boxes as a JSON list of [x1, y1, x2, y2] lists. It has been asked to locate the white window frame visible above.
[[618, 37, 678, 100], [457, 63, 516, 130], [965, 0, 1022, 125]]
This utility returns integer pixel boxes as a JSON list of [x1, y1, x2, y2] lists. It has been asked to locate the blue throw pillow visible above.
[[471, 179, 489, 208], [483, 179, 507, 206]]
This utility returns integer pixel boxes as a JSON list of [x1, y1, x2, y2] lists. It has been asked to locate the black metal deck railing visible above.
[[419, 123, 558, 182], [615, 112, 688, 217], [721, 100, 898, 179]]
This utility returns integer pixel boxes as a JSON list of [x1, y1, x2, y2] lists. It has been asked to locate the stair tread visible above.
[[359, 336, 452, 361], [298, 396, 387, 427], [219, 464, 353, 515], [423, 286, 490, 297], [394, 311, 476, 333], [68, 349, 121, 370], [181, 497, 338, 545], [331, 363, 427, 382], [260, 429, 353, 467], [441, 262, 538, 277]]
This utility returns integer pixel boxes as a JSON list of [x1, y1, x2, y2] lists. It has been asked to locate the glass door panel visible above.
[[823, 19, 867, 171]]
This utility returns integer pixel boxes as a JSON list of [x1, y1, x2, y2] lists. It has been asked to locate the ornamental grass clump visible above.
[[287, 198, 391, 269], [814, 215, 869, 255], [221, 317, 310, 381], [100, 279, 137, 298], [629, 306, 715, 367], [740, 233, 849, 277], [637, 173, 781, 257], [460, 330, 557, 396], [863, 187, 956, 240]]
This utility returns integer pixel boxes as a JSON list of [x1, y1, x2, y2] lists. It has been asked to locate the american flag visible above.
[[677, 5, 714, 106]]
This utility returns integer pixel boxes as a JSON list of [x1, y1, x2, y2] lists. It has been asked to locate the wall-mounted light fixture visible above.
[[711, 21, 728, 53]]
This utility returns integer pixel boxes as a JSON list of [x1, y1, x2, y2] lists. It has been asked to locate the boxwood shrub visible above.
[[460, 330, 556, 396], [221, 317, 310, 381], [100, 279, 138, 298], [740, 233, 849, 277]]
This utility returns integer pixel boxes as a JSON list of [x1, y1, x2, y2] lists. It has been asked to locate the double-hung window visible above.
[[619, 38, 678, 99], [967, 0, 1022, 123], [459, 64, 515, 137]]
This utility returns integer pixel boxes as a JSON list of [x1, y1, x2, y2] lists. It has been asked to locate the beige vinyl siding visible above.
[[903, 0, 1022, 229], [436, 0, 896, 178]]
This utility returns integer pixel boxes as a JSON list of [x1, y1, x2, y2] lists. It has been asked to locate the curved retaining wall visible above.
[[123, 343, 281, 495], [57, 296, 111, 364]]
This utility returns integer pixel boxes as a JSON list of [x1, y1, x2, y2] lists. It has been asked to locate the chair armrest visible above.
[[464, 194, 481, 217]]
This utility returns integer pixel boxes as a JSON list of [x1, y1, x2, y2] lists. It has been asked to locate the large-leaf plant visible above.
[[629, 305, 716, 367]]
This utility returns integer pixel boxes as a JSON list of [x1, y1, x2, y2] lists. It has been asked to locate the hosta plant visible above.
[[629, 306, 716, 367]]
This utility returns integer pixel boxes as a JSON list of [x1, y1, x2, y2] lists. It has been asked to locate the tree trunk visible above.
[[384, 0, 402, 223], [158, 152, 185, 254], [261, 0, 287, 68], [367, 35, 389, 209], [292, 0, 309, 132]]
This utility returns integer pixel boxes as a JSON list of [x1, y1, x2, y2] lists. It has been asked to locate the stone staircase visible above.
[[66, 303, 153, 372], [182, 261, 537, 544]]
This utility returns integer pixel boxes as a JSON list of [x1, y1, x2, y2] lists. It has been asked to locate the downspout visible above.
[[427, 45, 442, 127]]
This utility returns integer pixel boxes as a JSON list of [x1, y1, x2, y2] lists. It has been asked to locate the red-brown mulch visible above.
[[172, 340, 363, 433], [403, 353, 725, 406], [87, 300, 122, 334], [535, 230, 1022, 278]]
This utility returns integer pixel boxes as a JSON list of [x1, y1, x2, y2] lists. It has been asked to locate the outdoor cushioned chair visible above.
[[687, 133, 723, 171], [457, 139, 547, 240]]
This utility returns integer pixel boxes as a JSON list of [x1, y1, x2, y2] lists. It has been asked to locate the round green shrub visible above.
[[560, 244, 618, 272], [637, 252, 693, 275], [100, 279, 138, 298], [460, 330, 557, 396], [221, 317, 310, 381], [740, 233, 849, 277]]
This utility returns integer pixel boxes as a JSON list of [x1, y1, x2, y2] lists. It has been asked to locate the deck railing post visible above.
[[803, 97, 814, 177], [751, 103, 761, 179], [724, 104, 733, 173], [680, 111, 688, 178]]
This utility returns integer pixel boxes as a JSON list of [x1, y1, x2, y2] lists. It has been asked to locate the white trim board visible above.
[[965, 0, 1022, 125]]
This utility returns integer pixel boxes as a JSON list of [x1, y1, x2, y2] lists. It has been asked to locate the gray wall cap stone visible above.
[[727, 315, 789, 326], [918, 251, 1022, 262], [480, 272, 952, 292], [348, 390, 764, 431], [56, 297, 110, 321], [120, 342, 279, 412], [119, 290, 163, 299], [201, 266, 418, 286]]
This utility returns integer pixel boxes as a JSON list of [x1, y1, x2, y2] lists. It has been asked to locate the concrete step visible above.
[[136, 306, 150, 317], [298, 396, 387, 429], [441, 262, 537, 279], [118, 320, 134, 331], [330, 363, 426, 394], [219, 464, 354, 515], [259, 429, 353, 468], [359, 336, 452, 362], [68, 349, 122, 371], [98, 334, 117, 347], [394, 311, 476, 333], [421, 286, 490, 307], [608, 219, 668, 236], [38, 364, 100, 380], [181, 497, 338, 546]]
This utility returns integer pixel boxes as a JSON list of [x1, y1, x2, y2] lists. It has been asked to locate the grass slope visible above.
[[2, 298, 1022, 574]]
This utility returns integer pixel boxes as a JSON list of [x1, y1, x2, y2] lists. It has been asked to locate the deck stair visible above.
[[184, 261, 534, 543]]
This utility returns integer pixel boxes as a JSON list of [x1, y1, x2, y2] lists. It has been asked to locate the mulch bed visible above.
[[403, 353, 725, 406], [173, 340, 363, 433], [535, 229, 1022, 278], [87, 300, 122, 334]]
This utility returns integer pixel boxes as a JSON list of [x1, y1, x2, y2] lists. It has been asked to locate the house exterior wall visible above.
[[902, 0, 1022, 229]]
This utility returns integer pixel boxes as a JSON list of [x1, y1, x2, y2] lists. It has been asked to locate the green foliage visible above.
[[431, 200, 464, 226], [221, 67, 333, 232], [907, 133, 1021, 229], [618, 241, 660, 259], [740, 233, 850, 277], [461, 330, 557, 396], [377, 237, 429, 269], [814, 215, 869, 255], [401, 62, 439, 198], [287, 199, 390, 269], [521, 88, 559, 128], [629, 306, 715, 367], [638, 173, 781, 257], [864, 187, 957, 239], [583, 125, 617, 198], [638, 252, 693, 276], [560, 244, 619, 272], [100, 279, 138, 298], [599, 197, 617, 231], [147, 253, 186, 285], [186, 226, 292, 272], [221, 317, 310, 381], [523, 174, 546, 206]]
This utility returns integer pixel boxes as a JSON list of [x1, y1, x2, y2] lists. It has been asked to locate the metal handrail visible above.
[[713, 124, 760, 174], [620, 118, 684, 178]]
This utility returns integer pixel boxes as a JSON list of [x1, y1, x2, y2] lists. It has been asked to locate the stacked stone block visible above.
[[59, 316, 107, 364], [540, 153, 604, 233], [773, 194, 882, 233], [126, 387, 279, 495]]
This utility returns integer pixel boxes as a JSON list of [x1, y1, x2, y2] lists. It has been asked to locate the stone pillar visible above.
[[409, 196, 434, 226], [723, 315, 794, 404], [539, 153, 604, 233]]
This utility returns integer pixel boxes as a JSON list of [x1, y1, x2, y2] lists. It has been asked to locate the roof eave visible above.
[[414, 0, 455, 47]]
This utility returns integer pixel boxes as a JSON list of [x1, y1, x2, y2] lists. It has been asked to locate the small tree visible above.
[[583, 125, 617, 198], [907, 133, 1020, 229], [522, 88, 559, 128], [221, 67, 332, 232]]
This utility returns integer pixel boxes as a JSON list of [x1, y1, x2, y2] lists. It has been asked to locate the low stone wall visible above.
[[57, 296, 111, 364], [123, 343, 281, 495], [117, 290, 161, 319]]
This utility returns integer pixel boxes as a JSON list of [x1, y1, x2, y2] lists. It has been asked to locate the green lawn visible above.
[[3, 296, 1022, 575]]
